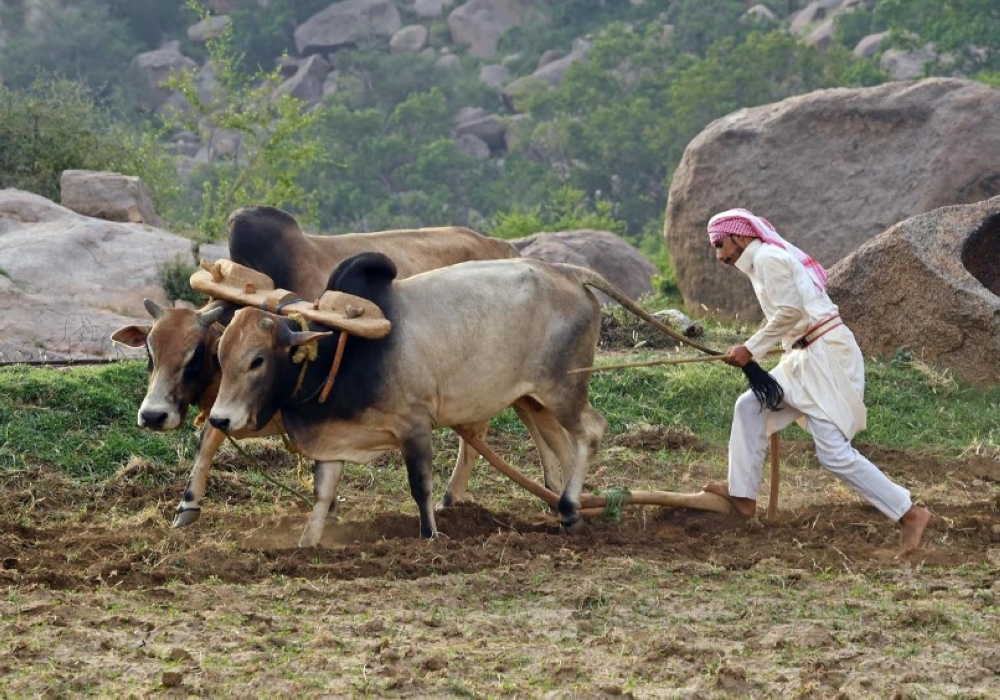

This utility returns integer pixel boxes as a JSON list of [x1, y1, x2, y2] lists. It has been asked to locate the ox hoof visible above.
[[560, 513, 586, 535], [298, 530, 323, 548], [436, 493, 469, 511], [172, 508, 201, 528]]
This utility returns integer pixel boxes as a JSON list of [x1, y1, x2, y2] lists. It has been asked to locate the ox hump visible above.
[[326, 252, 398, 301]]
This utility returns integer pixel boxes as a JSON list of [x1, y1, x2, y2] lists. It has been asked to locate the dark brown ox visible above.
[[111, 206, 518, 528], [208, 252, 700, 546]]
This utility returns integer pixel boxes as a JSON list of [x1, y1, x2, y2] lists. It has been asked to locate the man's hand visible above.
[[724, 345, 753, 367]]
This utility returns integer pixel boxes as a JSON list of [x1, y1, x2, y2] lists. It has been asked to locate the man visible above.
[[702, 207, 931, 559]]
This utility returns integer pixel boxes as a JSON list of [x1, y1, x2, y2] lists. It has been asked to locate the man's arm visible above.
[[743, 254, 805, 359]]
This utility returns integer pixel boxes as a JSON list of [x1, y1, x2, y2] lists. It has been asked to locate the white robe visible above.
[[728, 239, 912, 521], [736, 239, 866, 440]]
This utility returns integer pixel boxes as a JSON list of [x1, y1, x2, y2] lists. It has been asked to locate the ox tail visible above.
[[564, 265, 720, 356], [565, 265, 785, 411]]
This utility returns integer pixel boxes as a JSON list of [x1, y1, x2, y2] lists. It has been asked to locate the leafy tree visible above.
[[107, 0, 194, 51], [487, 186, 626, 240], [0, 77, 180, 209], [666, 0, 747, 56], [875, 0, 1000, 78], [227, 0, 329, 74], [832, 1, 886, 51], [0, 0, 140, 99], [520, 23, 678, 239], [305, 88, 504, 231], [161, 2, 326, 241], [331, 49, 495, 115]]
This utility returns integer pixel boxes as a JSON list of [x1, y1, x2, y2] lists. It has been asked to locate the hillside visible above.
[[1, 0, 996, 248]]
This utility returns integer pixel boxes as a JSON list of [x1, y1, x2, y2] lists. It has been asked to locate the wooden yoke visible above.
[[191, 259, 391, 339]]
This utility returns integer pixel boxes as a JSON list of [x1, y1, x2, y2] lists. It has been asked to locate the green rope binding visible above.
[[599, 487, 631, 522]]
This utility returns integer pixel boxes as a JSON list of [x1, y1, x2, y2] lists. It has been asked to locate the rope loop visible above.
[[287, 312, 318, 365], [599, 487, 632, 522]]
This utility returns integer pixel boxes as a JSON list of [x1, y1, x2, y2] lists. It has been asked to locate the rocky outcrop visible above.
[[448, 0, 538, 58], [294, 0, 402, 56], [414, 0, 455, 18], [454, 107, 506, 151], [502, 38, 589, 112], [276, 55, 331, 104], [827, 195, 1000, 385], [390, 25, 429, 53], [511, 229, 657, 302], [664, 78, 1000, 321], [0, 189, 192, 362], [127, 41, 198, 113], [59, 171, 164, 227]]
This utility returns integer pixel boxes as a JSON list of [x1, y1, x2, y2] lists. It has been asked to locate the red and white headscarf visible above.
[[707, 207, 828, 292]]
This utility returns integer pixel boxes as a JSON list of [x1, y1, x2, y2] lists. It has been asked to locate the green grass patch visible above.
[[2, 347, 999, 483], [0, 361, 192, 479]]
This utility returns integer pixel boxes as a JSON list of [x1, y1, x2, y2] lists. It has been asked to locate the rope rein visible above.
[[223, 434, 312, 506]]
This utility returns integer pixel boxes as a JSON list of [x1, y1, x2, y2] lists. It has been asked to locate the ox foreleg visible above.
[[401, 434, 438, 539], [440, 420, 490, 508], [513, 403, 565, 496], [172, 424, 227, 527], [559, 405, 607, 523], [298, 460, 344, 547], [524, 411, 584, 530]]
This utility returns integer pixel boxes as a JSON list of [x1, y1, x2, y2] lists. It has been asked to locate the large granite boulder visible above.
[[827, 195, 1000, 386], [664, 78, 1000, 322], [275, 54, 331, 105], [59, 170, 164, 227], [294, 0, 402, 56], [127, 41, 198, 113], [447, 0, 539, 58], [0, 189, 193, 362], [511, 229, 657, 302]]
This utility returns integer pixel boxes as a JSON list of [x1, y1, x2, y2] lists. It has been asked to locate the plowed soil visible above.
[[2, 431, 998, 697]]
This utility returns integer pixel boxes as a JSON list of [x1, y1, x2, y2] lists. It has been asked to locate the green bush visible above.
[[0, 77, 181, 208], [158, 255, 207, 307]]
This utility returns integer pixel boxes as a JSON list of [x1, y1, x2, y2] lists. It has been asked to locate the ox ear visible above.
[[110, 325, 150, 348], [197, 304, 226, 328], [143, 298, 167, 320]]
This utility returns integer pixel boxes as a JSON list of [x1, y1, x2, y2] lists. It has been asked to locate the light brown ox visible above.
[[208, 251, 711, 546], [112, 206, 518, 528], [208, 252, 608, 545]]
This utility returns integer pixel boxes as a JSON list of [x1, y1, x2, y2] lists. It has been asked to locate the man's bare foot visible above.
[[704, 480, 757, 517], [895, 505, 931, 560]]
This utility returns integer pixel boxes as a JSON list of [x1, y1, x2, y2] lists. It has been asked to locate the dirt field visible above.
[[2, 428, 998, 697]]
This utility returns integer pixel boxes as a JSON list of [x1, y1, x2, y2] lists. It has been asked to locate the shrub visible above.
[[0, 77, 180, 209]]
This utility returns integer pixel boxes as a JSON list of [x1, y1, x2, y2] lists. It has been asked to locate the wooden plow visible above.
[[453, 426, 743, 520]]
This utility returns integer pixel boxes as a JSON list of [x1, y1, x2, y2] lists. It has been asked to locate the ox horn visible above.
[[143, 298, 166, 320], [284, 330, 334, 348], [197, 304, 226, 328], [267, 315, 334, 348]]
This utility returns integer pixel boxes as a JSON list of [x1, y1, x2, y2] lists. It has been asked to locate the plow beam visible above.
[[453, 427, 736, 517]]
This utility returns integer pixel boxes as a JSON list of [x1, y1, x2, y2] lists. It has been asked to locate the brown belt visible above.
[[792, 315, 842, 350]]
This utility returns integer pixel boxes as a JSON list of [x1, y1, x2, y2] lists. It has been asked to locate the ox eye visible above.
[[250, 357, 264, 370]]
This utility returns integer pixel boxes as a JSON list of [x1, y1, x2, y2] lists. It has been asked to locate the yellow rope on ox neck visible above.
[[278, 430, 314, 492], [287, 312, 317, 396]]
